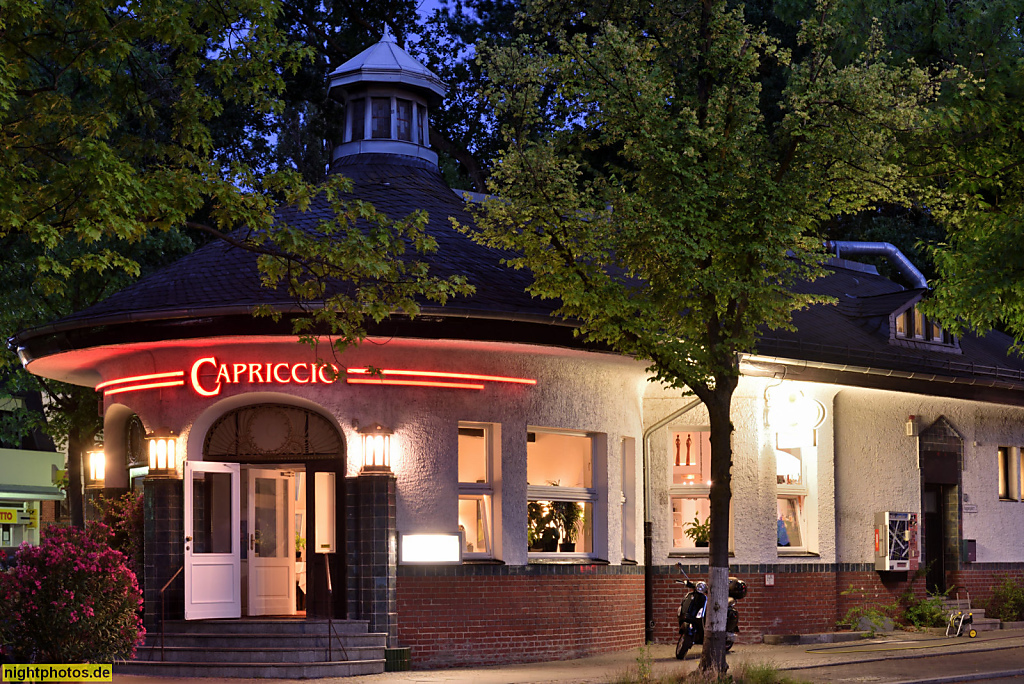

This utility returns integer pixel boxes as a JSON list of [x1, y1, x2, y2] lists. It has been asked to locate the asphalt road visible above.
[[789, 642, 1024, 684]]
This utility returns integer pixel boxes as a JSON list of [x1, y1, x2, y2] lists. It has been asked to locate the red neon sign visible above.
[[97, 360, 536, 397], [346, 378, 485, 390], [98, 371, 186, 396], [346, 368, 536, 385], [190, 357, 340, 397]]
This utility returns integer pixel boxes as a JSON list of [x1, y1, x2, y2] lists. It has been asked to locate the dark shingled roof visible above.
[[48, 154, 549, 328], [756, 264, 1024, 399], [13, 153, 1024, 403]]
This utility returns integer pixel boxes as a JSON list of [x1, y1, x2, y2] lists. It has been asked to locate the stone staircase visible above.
[[116, 618, 387, 678], [941, 598, 1001, 634]]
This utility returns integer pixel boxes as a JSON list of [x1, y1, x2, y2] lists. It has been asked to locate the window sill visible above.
[[528, 556, 608, 565], [669, 550, 735, 558], [777, 549, 819, 557], [463, 558, 505, 565]]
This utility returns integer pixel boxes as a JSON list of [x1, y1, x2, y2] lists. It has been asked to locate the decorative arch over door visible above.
[[204, 404, 344, 463], [202, 403, 346, 619]]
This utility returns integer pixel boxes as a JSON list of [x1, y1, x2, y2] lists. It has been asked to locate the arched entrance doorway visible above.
[[191, 404, 346, 619]]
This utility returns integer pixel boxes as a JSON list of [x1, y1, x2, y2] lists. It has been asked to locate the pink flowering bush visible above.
[[0, 524, 145, 663]]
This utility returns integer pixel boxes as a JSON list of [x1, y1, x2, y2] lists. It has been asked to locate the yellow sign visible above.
[[0, 508, 18, 524], [2, 664, 112, 682]]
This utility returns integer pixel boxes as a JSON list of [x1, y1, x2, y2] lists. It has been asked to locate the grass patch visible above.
[[611, 653, 811, 684]]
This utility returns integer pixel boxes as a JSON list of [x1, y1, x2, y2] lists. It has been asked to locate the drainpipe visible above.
[[643, 398, 702, 644], [824, 241, 928, 290]]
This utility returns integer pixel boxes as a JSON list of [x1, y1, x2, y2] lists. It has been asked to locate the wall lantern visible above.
[[766, 387, 826, 449], [146, 429, 180, 478], [86, 448, 105, 488], [358, 422, 393, 473]]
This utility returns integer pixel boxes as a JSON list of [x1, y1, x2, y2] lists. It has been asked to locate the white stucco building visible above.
[[12, 33, 1024, 675]]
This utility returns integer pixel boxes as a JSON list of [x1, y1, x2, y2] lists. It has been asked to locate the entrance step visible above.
[[116, 619, 387, 678], [940, 601, 1002, 632]]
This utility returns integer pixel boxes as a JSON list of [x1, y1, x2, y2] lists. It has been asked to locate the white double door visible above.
[[246, 468, 297, 616], [184, 462, 295, 619]]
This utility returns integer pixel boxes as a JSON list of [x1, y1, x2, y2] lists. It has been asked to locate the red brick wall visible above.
[[397, 571, 644, 668], [835, 570, 924, 621], [651, 570, 839, 644], [951, 567, 1024, 607], [398, 563, 1024, 667]]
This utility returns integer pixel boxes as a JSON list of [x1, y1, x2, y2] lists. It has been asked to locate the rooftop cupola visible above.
[[328, 26, 447, 166]]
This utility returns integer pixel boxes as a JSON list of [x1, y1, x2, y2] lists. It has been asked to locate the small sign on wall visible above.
[[963, 503, 978, 514]]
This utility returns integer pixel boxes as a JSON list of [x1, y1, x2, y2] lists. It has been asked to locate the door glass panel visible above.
[[192, 471, 232, 554], [255, 477, 288, 558]]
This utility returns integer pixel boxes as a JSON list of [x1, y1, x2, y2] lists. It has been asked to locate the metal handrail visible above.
[[159, 566, 184, 662], [324, 559, 348, 662]]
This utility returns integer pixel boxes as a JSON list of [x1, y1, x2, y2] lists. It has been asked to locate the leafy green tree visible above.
[[1, 0, 471, 524], [834, 0, 1024, 342], [466, 0, 931, 671]]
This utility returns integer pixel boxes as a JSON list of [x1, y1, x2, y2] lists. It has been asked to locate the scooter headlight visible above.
[[696, 581, 708, 595]]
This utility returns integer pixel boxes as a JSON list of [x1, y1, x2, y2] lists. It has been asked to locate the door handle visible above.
[[250, 533, 255, 551], [185, 536, 192, 542]]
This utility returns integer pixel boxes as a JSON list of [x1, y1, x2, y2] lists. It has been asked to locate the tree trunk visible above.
[[67, 428, 86, 528], [698, 379, 737, 674]]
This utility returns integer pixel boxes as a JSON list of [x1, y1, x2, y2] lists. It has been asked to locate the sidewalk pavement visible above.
[[114, 628, 1024, 684]]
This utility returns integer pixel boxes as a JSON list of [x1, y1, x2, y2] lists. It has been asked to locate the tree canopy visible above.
[[465, 0, 933, 670], [0, 0, 471, 524]]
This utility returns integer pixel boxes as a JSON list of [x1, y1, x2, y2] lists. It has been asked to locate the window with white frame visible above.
[[997, 446, 1019, 502], [670, 430, 714, 551], [458, 424, 495, 557], [777, 447, 806, 550], [526, 429, 595, 555]]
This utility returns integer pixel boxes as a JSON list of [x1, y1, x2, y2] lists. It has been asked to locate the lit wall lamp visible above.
[[146, 429, 180, 478], [358, 422, 393, 473], [86, 447, 105, 489], [766, 387, 826, 449]]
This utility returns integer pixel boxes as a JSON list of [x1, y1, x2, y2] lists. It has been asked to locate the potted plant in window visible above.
[[527, 501, 558, 552], [553, 501, 584, 552], [683, 514, 711, 547]]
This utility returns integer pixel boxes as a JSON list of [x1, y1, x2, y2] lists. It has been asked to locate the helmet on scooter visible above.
[[728, 577, 747, 600]]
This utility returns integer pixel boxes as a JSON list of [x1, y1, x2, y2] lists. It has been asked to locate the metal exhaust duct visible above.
[[824, 240, 928, 290]]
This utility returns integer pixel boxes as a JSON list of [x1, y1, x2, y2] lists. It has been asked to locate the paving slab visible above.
[[112, 628, 1024, 684]]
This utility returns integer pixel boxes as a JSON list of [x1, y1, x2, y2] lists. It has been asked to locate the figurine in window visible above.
[[777, 517, 790, 547]]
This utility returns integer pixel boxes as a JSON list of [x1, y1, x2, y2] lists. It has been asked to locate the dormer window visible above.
[[893, 304, 956, 347]]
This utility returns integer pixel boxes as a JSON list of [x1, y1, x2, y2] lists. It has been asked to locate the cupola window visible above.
[[371, 97, 391, 138], [350, 99, 365, 141], [396, 99, 413, 141]]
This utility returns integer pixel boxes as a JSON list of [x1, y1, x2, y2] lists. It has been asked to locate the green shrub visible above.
[[837, 585, 897, 632], [902, 594, 947, 628], [98, 491, 144, 589], [986, 576, 1024, 622], [0, 523, 144, 663]]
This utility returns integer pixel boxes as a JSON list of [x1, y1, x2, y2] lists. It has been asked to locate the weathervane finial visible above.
[[382, 24, 396, 43]]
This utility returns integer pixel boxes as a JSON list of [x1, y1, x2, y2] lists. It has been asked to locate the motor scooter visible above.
[[674, 563, 747, 660]]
